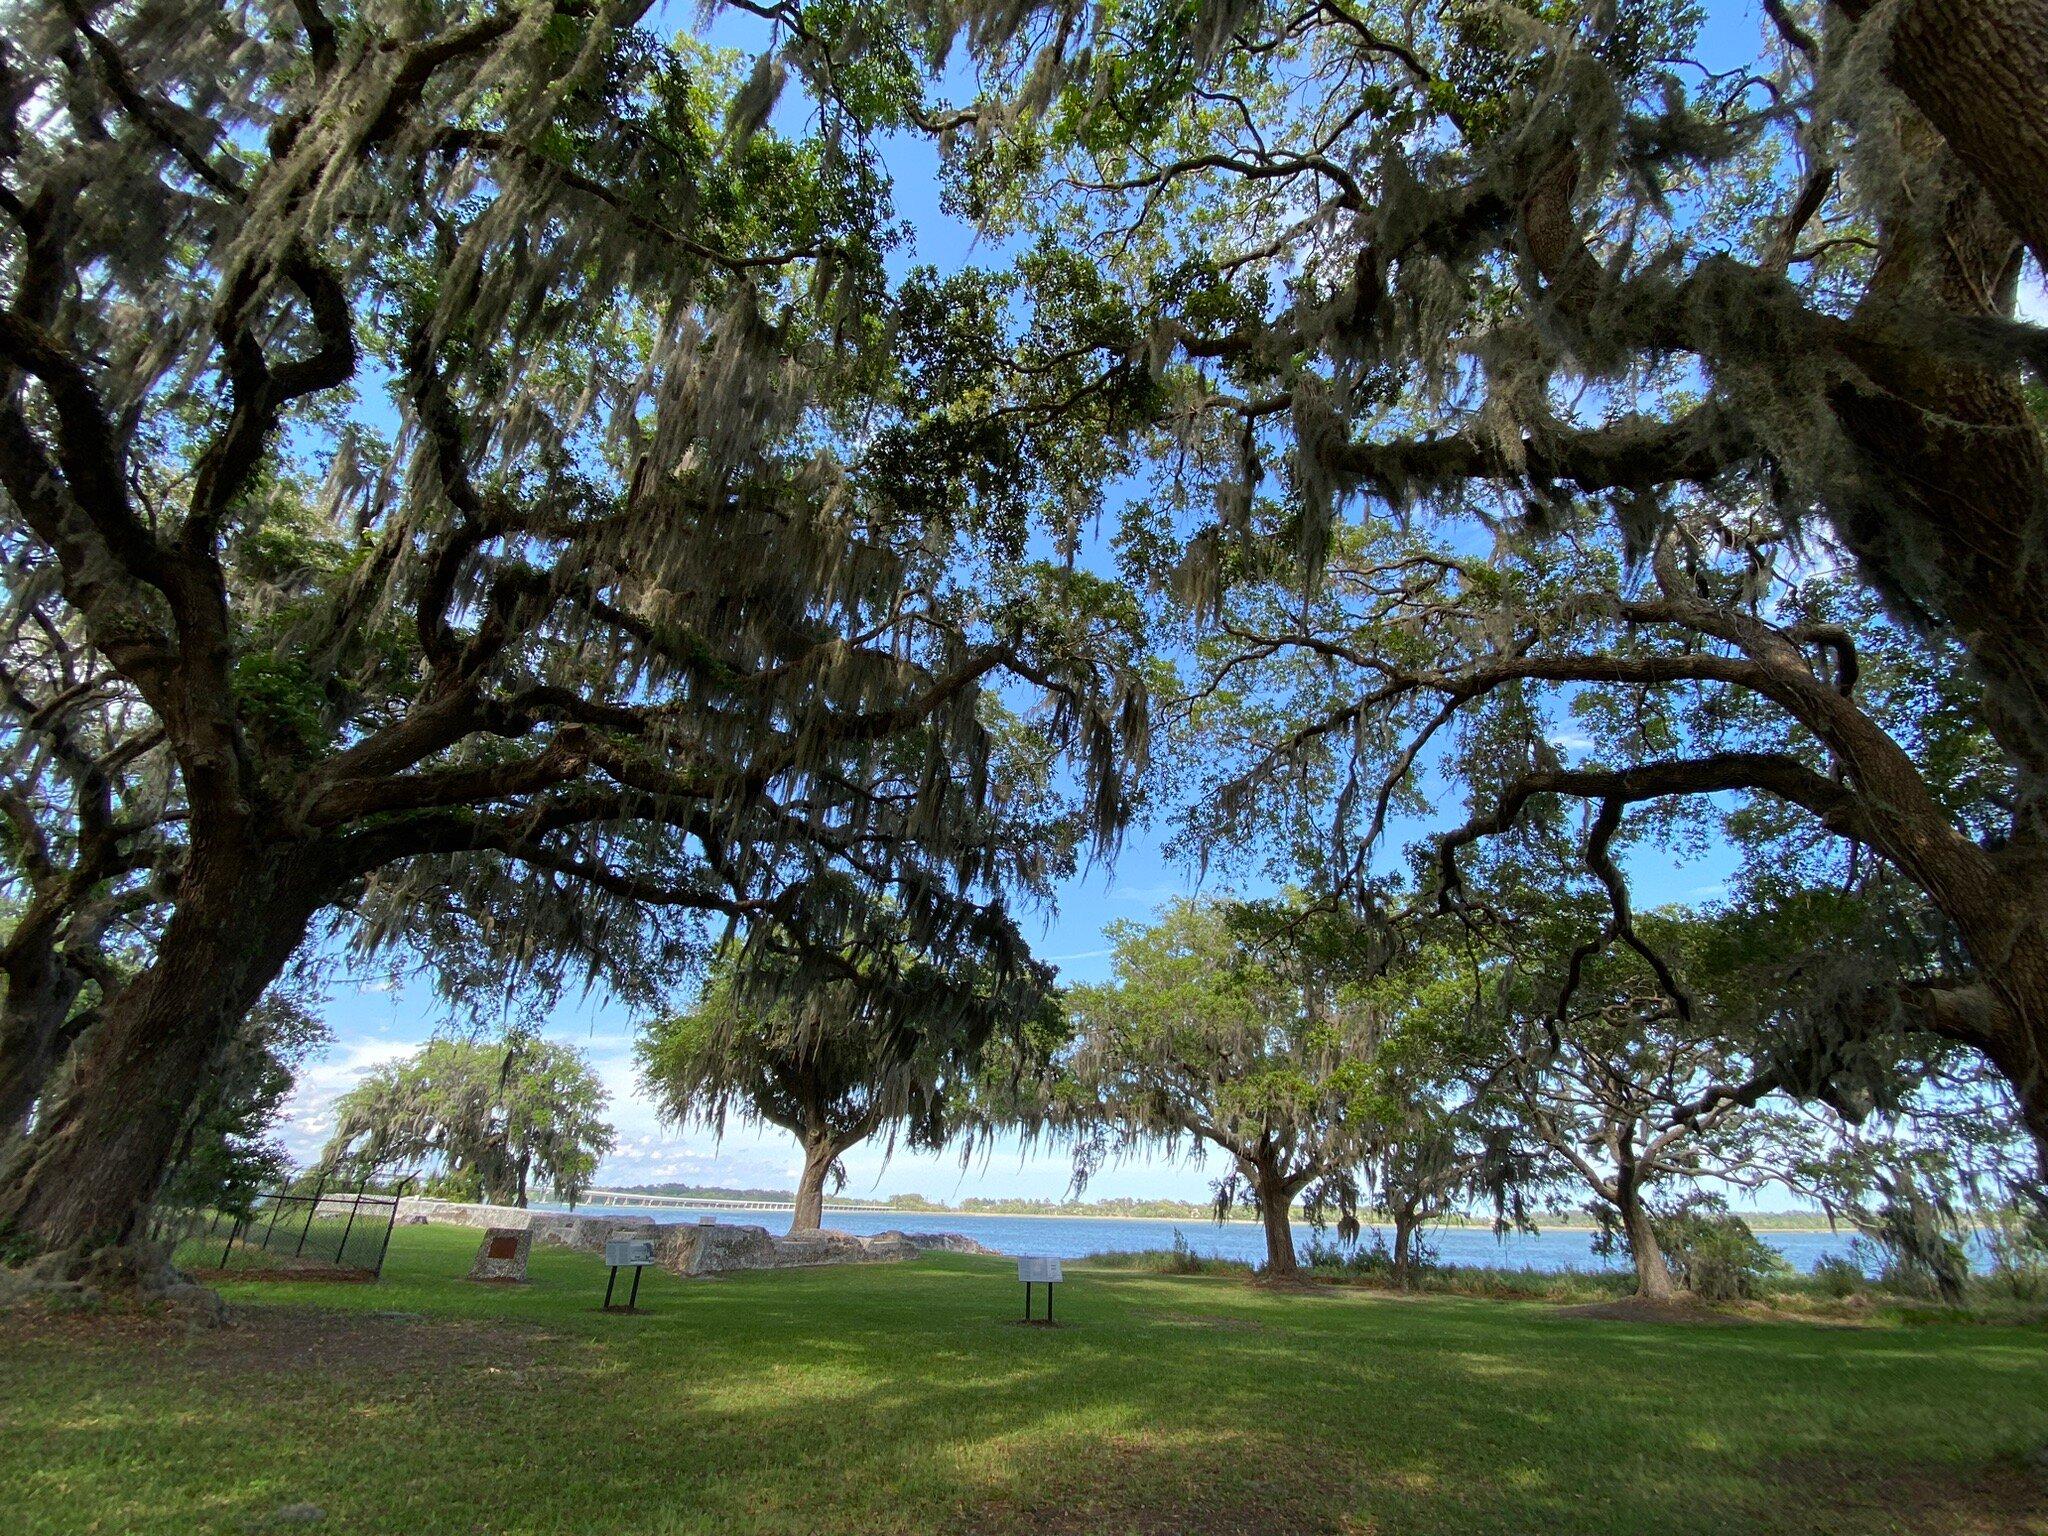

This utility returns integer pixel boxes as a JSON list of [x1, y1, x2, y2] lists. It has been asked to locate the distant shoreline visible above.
[[589, 1197, 1843, 1235]]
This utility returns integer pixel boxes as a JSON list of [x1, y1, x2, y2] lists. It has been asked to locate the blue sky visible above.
[[275, 2, 1805, 1202]]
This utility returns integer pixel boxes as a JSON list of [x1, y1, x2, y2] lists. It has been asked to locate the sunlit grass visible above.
[[2, 1222, 2043, 1535]]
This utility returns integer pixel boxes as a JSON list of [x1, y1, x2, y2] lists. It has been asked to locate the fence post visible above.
[[293, 1172, 328, 1258], [336, 1175, 367, 1269], [371, 1175, 413, 1278]]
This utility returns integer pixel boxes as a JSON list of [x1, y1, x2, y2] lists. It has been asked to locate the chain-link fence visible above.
[[162, 1175, 415, 1278]]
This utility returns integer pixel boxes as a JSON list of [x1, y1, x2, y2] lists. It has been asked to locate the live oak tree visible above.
[[1483, 912, 1801, 1299], [1338, 932, 1534, 1287], [1043, 898, 1387, 1279], [323, 1032, 614, 1207], [0, 0, 1146, 1278], [917, 0, 2048, 1172], [1, 489, 333, 1138], [638, 933, 1050, 1232], [1780, 1044, 2033, 1301]]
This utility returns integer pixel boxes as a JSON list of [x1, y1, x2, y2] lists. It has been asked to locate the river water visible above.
[[556, 1201, 1895, 1274]]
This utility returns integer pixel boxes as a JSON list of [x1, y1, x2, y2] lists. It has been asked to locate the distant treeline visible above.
[[601, 1183, 1840, 1229]]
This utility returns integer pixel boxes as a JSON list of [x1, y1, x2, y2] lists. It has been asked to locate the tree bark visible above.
[[790, 1130, 836, 1234], [0, 876, 129, 1143], [1837, 0, 2048, 280], [1391, 1207, 1418, 1288], [1617, 1180, 1675, 1301], [0, 957, 87, 1143], [0, 850, 322, 1277], [1252, 1160, 1301, 1279]]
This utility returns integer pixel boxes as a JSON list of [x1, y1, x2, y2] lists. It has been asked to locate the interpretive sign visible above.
[[603, 1237, 657, 1312], [1017, 1256, 1063, 1323]]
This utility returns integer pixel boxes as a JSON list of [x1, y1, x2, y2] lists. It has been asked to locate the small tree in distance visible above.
[[638, 942, 1042, 1233], [1041, 899, 1396, 1280], [1463, 908, 1809, 1299], [323, 1034, 614, 1208]]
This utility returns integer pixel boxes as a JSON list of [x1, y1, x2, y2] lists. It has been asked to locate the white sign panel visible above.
[[606, 1239, 656, 1268], [1017, 1256, 1063, 1284]]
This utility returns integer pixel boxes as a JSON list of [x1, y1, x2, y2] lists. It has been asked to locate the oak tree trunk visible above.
[[1255, 1167, 1300, 1279], [1815, 115, 2048, 1165], [790, 1131, 836, 1234], [0, 958, 85, 1143], [1618, 1184, 1675, 1301], [0, 850, 321, 1277], [1845, 0, 2048, 280], [1392, 1209, 1418, 1288]]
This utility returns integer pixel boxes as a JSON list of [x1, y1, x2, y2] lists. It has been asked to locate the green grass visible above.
[[3, 1222, 2044, 1535]]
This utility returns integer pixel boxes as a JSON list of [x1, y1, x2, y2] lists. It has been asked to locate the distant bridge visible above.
[[578, 1189, 899, 1213]]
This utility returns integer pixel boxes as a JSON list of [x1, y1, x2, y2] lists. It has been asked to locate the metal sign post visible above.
[[603, 1238, 657, 1311], [1017, 1256, 1063, 1322]]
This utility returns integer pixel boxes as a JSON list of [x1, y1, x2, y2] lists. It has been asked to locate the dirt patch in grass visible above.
[[1768, 1451, 2048, 1535], [1554, 1294, 1895, 1329], [186, 1267, 377, 1284], [1, 1294, 205, 1347], [4, 1297, 561, 1379], [1302, 1278, 1439, 1301], [1248, 1276, 1335, 1297]]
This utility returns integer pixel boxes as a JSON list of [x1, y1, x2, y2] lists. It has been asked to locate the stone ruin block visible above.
[[653, 1222, 929, 1276], [856, 1231, 922, 1262], [656, 1221, 778, 1277], [467, 1226, 531, 1282]]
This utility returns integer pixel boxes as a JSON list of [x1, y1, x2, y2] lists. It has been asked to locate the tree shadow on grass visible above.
[[7, 1252, 2046, 1536]]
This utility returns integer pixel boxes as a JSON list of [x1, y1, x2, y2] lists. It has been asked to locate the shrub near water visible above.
[[1303, 1232, 1415, 1284], [1079, 1231, 1252, 1277], [1810, 1256, 1865, 1299], [1657, 1210, 1792, 1302], [1299, 1233, 1636, 1302]]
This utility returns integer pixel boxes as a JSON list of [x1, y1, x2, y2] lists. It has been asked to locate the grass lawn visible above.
[[2, 1222, 2044, 1536]]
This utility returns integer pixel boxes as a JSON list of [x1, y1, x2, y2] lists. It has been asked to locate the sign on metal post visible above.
[[1017, 1256, 1063, 1323], [603, 1238, 657, 1312]]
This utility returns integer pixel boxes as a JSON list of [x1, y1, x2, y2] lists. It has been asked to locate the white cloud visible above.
[[276, 1037, 422, 1161]]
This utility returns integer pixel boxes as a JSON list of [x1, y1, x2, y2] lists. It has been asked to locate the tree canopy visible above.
[[324, 1032, 615, 1208], [903, 0, 2048, 1179], [0, 0, 1146, 1276], [1033, 898, 1403, 1276]]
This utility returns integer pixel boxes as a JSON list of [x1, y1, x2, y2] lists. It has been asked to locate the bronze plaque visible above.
[[487, 1235, 519, 1261]]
